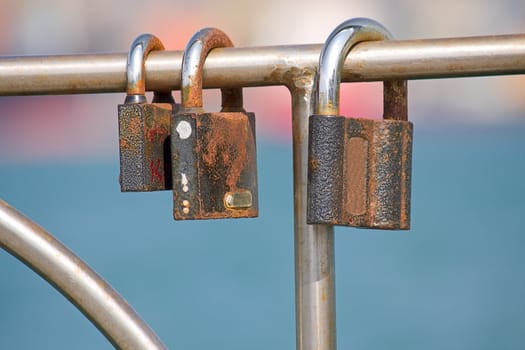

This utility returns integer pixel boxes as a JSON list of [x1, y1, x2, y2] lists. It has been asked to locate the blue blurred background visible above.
[[1, 0, 525, 349]]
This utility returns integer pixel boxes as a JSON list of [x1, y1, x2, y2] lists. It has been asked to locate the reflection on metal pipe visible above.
[[124, 33, 168, 104], [0, 34, 524, 95], [316, 17, 392, 116], [289, 69, 336, 350], [0, 200, 167, 350]]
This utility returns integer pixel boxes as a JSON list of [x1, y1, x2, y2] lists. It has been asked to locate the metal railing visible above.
[[1, 35, 524, 95], [1, 33, 524, 350], [0, 201, 167, 350]]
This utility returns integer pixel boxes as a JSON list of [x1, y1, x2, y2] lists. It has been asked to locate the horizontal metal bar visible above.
[[0, 200, 167, 350], [1, 34, 524, 95]]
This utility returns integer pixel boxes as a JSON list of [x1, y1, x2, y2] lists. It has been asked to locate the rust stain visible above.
[[309, 156, 319, 171], [172, 110, 257, 220], [199, 113, 251, 190], [181, 76, 203, 109], [127, 116, 141, 135], [146, 126, 168, 143], [181, 28, 235, 109], [345, 137, 368, 216]]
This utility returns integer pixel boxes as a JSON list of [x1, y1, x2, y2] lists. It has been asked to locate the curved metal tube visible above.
[[0, 200, 168, 350], [316, 17, 393, 115], [316, 18, 408, 121], [181, 27, 242, 110], [125, 33, 166, 104]]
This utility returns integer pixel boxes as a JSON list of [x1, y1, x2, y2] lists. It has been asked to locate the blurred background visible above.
[[1, 0, 525, 349]]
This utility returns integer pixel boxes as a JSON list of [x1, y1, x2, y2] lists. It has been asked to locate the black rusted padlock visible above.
[[118, 33, 177, 192], [307, 18, 413, 229], [171, 28, 258, 220]]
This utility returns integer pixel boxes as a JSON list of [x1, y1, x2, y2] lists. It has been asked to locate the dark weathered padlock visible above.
[[307, 18, 413, 229], [118, 33, 177, 192], [171, 28, 258, 220]]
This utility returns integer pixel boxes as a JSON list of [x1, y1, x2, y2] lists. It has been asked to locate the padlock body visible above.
[[118, 103, 173, 191], [308, 115, 413, 229], [171, 111, 258, 220]]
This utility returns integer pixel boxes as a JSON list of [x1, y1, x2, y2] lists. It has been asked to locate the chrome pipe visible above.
[[289, 70, 336, 350], [0, 200, 168, 350], [0, 34, 524, 95]]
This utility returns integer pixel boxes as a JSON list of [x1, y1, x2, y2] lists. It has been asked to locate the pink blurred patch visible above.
[[340, 82, 383, 120], [244, 86, 292, 142], [140, 13, 214, 51], [0, 95, 119, 163]]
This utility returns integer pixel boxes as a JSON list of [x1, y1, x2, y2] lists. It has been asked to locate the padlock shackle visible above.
[[383, 80, 408, 121], [125, 34, 166, 104], [181, 27, 243, 110], [316, 18, 402, 116]]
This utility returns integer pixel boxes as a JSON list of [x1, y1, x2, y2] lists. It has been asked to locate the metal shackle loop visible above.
[[383, 80, 408, 121], [316, 18, 403, 116], [181, 27, 243, 111], [125, 33, 166, 104]]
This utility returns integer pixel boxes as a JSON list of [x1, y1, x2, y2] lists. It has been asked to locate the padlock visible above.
[[307, 18, 413, 229], [171, 28, 258, 220], [118, 33, 177, 192]]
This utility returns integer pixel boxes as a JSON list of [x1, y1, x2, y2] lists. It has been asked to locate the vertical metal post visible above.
[[290, 74, 337, 350]]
